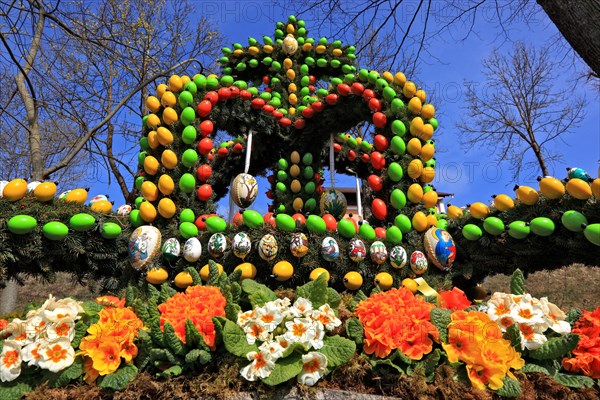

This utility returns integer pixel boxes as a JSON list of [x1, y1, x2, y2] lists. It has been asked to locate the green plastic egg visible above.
[[437, 219, 448, 230], [129, 210, 143, 227], [276, 182, 287, 193], [304, 182, 316, 195], [101, 222, 122, 239], [337, 219, 356, 239], [243, 210, 264, 229], [483, 217, 505, 236], [304, 198, 317, 212], [358, 223, 376, 241], [462, 224, 482, 241], [388, 162, 403, 182], [303, 166, 314, 179], [561, 210, 587, 232], [530, 217, 555, 237], [135, 176, 145, 191], [179, 208, 195, 223], [181, 149, 199, 168], [69, 213, 96, 232], [390, 136, 406, 155], [302, 153, 313, 165], [42, 221, 68, 240], [391, 119, 406, 136], [306, 215, 326, 234], [390, 189, 407, 210], [205, 216, 227, 233], [182, 126, 197, 144], [394, 214, 412, 234], [7, 215, 38, 235], [386, 226, 403, 245], [179, 173, 196, 193], [383, 86, 396, 102], [390, 99, 405, 114], [179, 222, 198, 239], [275, 213, 296, 232], [584, 223, 600, 246], [193, 74, 207, 89], [508, 221, 530, 239], [277, 170, 288, 182]]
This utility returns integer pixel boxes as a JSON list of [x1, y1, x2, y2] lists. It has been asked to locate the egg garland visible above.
[[289, 232, 309, 257], [233, 232, 252, 259], [321, 236, 340, 261], [389, 246, 408, 269], [410, 251, 428, 275], [231, 173, 259, 208], [208, 233, 227, 258], [258, 234, 278, 261], [423, 227, 456, 271], [128, 225, 162, 271], [369, 241, 388, 265]]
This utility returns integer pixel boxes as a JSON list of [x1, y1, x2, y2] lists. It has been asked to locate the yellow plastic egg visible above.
[[493, 194, 514, 212], [146, 113, 160, 129], [539, 176, 565, 199], [469, 202, 490, 219], [292, 197, 304, 212], [283, 58, 293, 69], [420, 104, 435, 119], [168, 75, 183, 92], [200, 263, 223, 281], [161, 150, 178, 170], [143, 156, 160, 175], [407, 183, 424, 203], [158, 198, 176, 219], [264, 45, 274, 53], [315, 45, 327, 54], [382, 71, 393, 83], [91, 199, 112, 214], [290, 179, 301, 193], [158, 174, 175, 195], [157, 127, 174, 146], [146, 267, 169, 285], [162, 107, 178, 125], [420, 143, 435, 161], [310, 268, 330, 281], [343, 271, 363, 290], [374, 272, 393, 290], [160, 91, 177, 108], [248, 46, 259, 56], [403, 81, 417, 98], [286, 23, 295, 33], [394, 72, 407, 86], [33, 182, 57, 202], [407, 138, 422, 156], [146, 96, 161, 113], [288, 83, 297, 92], [409, 116, 424, 137], [174, 271, 194, 289], [447, 205, 463, 220], [420, 167, 435, 183], [290, 151, 301, 164], [566, 178, 592, 200], [156, 83, 168, 98], [3, 179, 28, 201], [289, 164, 300, 177], [515, 185, 539, 205], [139, 201, 157, 222], [180, 75, 190, 85], [65, 188, 88, 204], [426, 213, 438, 228], [592, 178, 600, 198], [147, 131, 160, 149], [422, 190, 439, 208], [301, 43, 311, 52], [407, 96, 422, 114], [272, 261, 294, 281], [288, 93, 298, 105], [415, 89, 426, 103], [286, 69, 296, 80], [235, 262, 257, 280], [412, 211, 428, 232], [407, 159, 423, 179], [141, 181, 159, 201]]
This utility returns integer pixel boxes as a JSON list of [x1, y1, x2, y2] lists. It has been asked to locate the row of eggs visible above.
[[158, 232, 429, 275]]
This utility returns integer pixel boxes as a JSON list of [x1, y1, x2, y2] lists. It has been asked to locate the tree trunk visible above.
[[532, 142, 550, 177], [537, 0, 600, 76]]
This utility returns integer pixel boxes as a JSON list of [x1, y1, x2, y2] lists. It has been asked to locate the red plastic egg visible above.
[[199, 120, 213, 137], [196, 164, 212, 181], [373, 134, 389, 151], [374, 227, 387, 238], [370, 151, 386, 170], [373, 112, 387, 128], [337, 84, 351, 96], [197, 100, 212, 117], [204, 91, 219, 105], [371, 198, 388, 220], [264, 212, 276, 227], [197, 138, 213, 155], [368, 175, 383, 191], [292, 213, 306, 226], [196, 184, 213, 201], [323, 213, 338, 231]]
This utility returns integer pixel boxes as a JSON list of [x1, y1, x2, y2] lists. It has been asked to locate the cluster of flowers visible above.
[[486, 292, 571, 350], [355, 287, 439, 359], [442, 311, 524, 390], [79, 296, 144, 383], [437, 287, 472, 311], [158, 285, 226, 350], [0, 295, 83, 382], [237, 297, 341, 386], [562, 306, 600, 378]]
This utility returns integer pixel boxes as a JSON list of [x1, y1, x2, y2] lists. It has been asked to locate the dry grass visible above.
[[485, 263, 600, 310]]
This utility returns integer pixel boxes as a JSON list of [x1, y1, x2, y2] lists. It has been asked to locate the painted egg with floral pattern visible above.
[[321, 236, 340, 261], [161, 238, 181, 260], [233, 232, 252, 259], [369, 241, 388, 264], [117, 204, 132, 216], [389, 246, 407, 269], [183, 237, 202, 262], [410, 251, 428, 275], [258, 234, 278, 261], [208, 233, 227, 258], [290, 233, 309, 258]]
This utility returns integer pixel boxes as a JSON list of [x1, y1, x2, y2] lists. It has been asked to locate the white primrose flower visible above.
[[25, 315, 50, 341], [243, 322, 272, 345], [21, 341, 43, 367], [237, 310, 256, 328], [259, 340, 286, 360], [274, 335, 291, 354], [284, 318, 317, 347], [255, 302, 285, 332], [308, 320, 325, 350], [289, 297, 313, 318], [0, 340, 22, 382], [240, 351, 275, 381], [46, 317, 76, 341], [310, 304, 341, 331], [37, 337, 75, 373], [539, 298, 571, 334], [510, 301, 545, 326], [297, 352, 328, 386], [518, 323, 548, 350], [1, 319, 29, 346]]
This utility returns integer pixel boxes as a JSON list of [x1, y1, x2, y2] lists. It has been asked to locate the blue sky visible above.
[[96, 1, 599, 214]]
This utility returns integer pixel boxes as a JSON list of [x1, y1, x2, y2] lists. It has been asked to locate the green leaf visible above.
[[135, 329, 152, 370], [369, 357, 405, 373], [231, 281, 242, 303], [147, 283, 161, 300], [97, 364, 138, 391], [0, 380, 33, 400], [24, 302, 39, 316], [261, 353, 303, 386], [185, 319, 210, 352], [495, 376, 521, 397], [82, 301, 102, 317], [430, 308, 451, 343], [504, 323, 522, 351], [248, 291, 276, 309], [393, 349, 414, 365], [185, 266, 202, 285], [553, 373, 595, 388], [423, 349, 441, 382], [510, 268, 525, 295], [159, 282, 176, 303], [133, 299, 150, 323], [147, 296, 160, 321], [125, 285, 138, 307], [163, 321, 185, 355], [326, 287, 341, 310], [46, 357, 83, 388], [148, 317, 165, 347], [185, 349, 211, 365], [213, 316, 226, 345], [158, 365, 183, 378], [296, 273, 328, 308], [228, 268, 243, 283], [520, 363, 549, 374], [222, 319, 258, 358], [320, 335, 356, 367], [349, 290, 367, 311], [241, 279, 277, 304], [71, 320, 88, 349], [529, 334, 580, 360], [150, 348, 177, 364], [345, 317, 364, 346], [565, 308, 583, 324], [281, 342, 308, 358], [207, 260, 222, 287]]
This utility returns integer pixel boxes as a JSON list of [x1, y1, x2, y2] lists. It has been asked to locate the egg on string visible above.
[[258, 234, 278, 261], [231, 173, 259, 208], [389, 246, 407, 269], [161, 238, 181, 261], [128, 225, 162, 270], [423, 227, 456, 271], [117, 204, 132, 216], [290, 232, 309, 257], [27, 181, 41, 192], [369, 241, 388, 265], [319, 189, 347, 219], [208, 233, 227, 258], [348, 238, 367, 262], [58, 190, 71, 201], [410, 251, 428, 275], [233, 232, 252, 259], [321, 237, 340, 261], [183, 237, 202, 262], [89, 194, 109, 205]]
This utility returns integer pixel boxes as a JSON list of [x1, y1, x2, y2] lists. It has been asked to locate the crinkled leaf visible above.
[[147, 296, 161, 321], [520, 363, 550, 374], [185, 349, 211, 365], [150, 348, 177, 364], [185, 319, 209, 352], [163, 321, 185, 355], [46, 357, 83, 388], [135, 329, 152, 370], [529, 334, 579, 360], [261, 352, 303, 386], [510, 268, 525, 295], [213, 316, 226, 345], [82, 301, 102, 317], [223, 284, 241, 322], [565, 308, 583, 324], [345, 317, 364, 346], [133, 299, 150, 323], [231, 281, 242, 303], [370, 285, 382, 295], [125, 285, 138, 307], [148, 317, 165, 347], [207, 260, 222, 287], [326, 287, 341, 310], [393, 349, 414, 365], [241, 279, 277, 304], [147, 283, 161, 301], [296, 273, 328, 308], [369, 357, 405, 374], [71, 320, 89, 349], [0, 380, 33, 400], [504, 323, 522, 352], [553, 373, 595, 388], [495, 376, 521, 397], [97, 364, 138, 391], [423, 349, 441, 382], [159, 282, 176, 304], [248, 290, 277, 309], [158, 365, 183, 378], [320, 335, 356, 367], [222, 319, 258, 358], [281, 342, 308, 358], [228, 268, 243, 283], [185, 266, 202, 286], [430, 308, 452, 343]]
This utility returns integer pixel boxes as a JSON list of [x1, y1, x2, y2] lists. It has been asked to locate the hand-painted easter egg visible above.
[[162, 238, 181, 260], [321, 236, 340, 261], [231, 173, 258, 208], [183, 237, 202, 262], [320, 189, 347, 219], [129, 225, 162, 270], [117, 204, 132, 216], [410, 251, 428, 275], [389, 246, 407, 269], [27, 181, 41, 192], [233, 232, 252, 259], [348, 238, 367, 262], [208, 233, 227, 258], [290, 232, 309, 257], [43, 221, 69, 241], [423, 227, 456, 271], [258, 234, 278, 261], [369, 241, 388, 264], [89, 194, 108, 205]]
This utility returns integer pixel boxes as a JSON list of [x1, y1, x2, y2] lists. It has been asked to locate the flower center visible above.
[[47, 345, 67, 363], [56, 322, 70, 337], [254, 353, 266, 369], [292, 323, 307, 337], [2, 350, 19, 367], [261, 314, 274, 323], [518, 309, 534, 319], [494, 304, 510, 316], [304, 359, 321, 373]]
